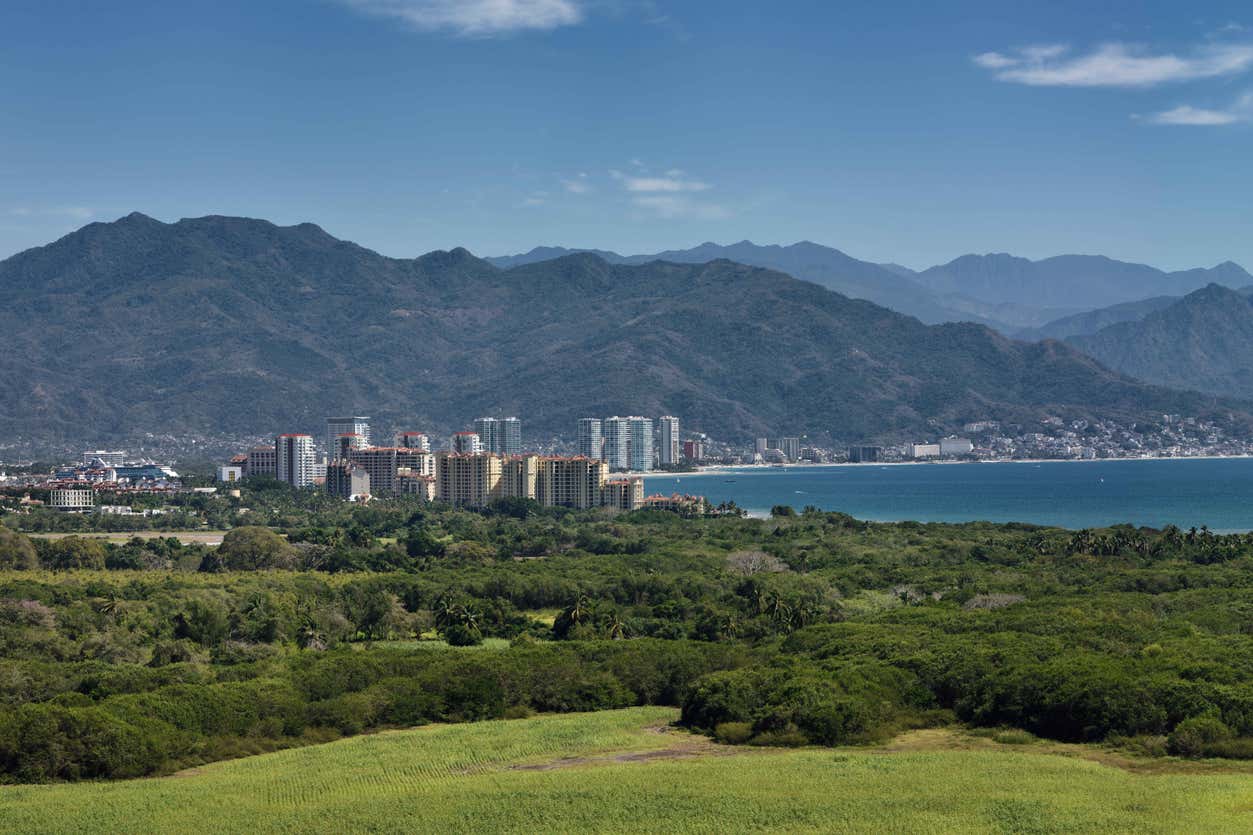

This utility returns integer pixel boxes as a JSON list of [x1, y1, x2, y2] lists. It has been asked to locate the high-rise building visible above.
[[436, 452, 503, 508], [602, 416, 653, 471], [348, 447, 434, 495], [537, 457, 608, 509], [501, 417, 522, 456], [657, 416, 680, 467], [474, 417, 522, 455], [628, 417, 653, 472], [501, 455, 539, 500], [602, 477, 644, 511], [682, 439, 705, 462], [576, 418, 603, 460], [326, 417, 370, 459], [473, 418, 500, 453], [332, 433, 367, 461], [778, 437, 801, 462], [397, 471, 436, 500], [452, 432, 484, 454], [325, 462, 370, 500], [246, 446, 277, 479], [755, 438, 769, 455], [276, 434, 316, 487], [395, 431, 431, 452], [603, 417, 631, 470]]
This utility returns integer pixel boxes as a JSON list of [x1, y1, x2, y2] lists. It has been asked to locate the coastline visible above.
[[642, 454, 1253, 480]]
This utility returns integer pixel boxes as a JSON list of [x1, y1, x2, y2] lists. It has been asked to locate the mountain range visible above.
[[490, 243, 1249, 333], [1, 213, 1240, 448], [1067, 285, 1253, 401]]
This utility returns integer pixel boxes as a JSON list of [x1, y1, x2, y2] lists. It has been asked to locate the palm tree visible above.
[[604, 612, 628, 640]]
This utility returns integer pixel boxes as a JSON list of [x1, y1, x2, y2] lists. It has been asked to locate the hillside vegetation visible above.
[[0, 214, 1241, 445], [2, 485, 1253, 785], [1068, 285, 1253, 400]]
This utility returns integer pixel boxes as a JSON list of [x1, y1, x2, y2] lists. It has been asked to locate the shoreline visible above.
[[641, 454, 1253, 480]]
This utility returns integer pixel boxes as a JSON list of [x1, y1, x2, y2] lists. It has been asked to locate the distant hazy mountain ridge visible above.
[[490, 243, 1249, 334]]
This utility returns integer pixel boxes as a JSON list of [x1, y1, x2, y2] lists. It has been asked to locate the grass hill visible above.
[[2, 707, 1248, 833], [0, 214, 1243, 446], [1068, 284, 1253, 401]]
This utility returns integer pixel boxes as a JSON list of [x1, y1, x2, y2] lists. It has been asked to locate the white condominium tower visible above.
[[657, 416, 680, 467], [326, 416, 370, 459], [603, 416, 653, 472], [629, 417, 654, 472], [452, 432, 484, 454], [475, 417, 522, 456], [576, 418, 603, 460], [276, 434, 316, 488]]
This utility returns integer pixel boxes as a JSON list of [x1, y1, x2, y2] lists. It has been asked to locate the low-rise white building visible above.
[[217, 465, 243, 483], [50, 487, 94, 512]]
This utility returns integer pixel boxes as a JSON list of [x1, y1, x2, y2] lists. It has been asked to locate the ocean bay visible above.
[[644, 458, 1253, 531]]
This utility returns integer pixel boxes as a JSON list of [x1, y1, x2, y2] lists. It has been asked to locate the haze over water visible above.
[[644, 458, 1253, 532]]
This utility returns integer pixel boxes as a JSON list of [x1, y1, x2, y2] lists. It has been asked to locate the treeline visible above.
[[0, 642, 743, 782], [2, 492, 1253, 781]]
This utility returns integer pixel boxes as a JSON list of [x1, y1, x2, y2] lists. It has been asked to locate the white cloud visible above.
[[609, 161, 727, 218], [631, 194, 728, 219], [1142, 92, 1253, 125], [974, 41, 1253, 87], [611, 171, 710, 193], [339, 0, 583, 36]]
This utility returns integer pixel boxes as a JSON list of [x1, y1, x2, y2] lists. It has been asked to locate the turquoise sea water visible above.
[[642, 458, 1253, 531]]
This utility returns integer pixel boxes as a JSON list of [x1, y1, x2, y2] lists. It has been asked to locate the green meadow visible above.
[[3, 707, 1249, 834]]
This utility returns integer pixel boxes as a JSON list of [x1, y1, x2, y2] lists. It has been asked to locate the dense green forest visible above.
[[2, 482, 1252, 783]]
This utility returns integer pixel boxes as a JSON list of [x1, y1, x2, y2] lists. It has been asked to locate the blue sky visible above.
[[2, 0, 1252, 270]]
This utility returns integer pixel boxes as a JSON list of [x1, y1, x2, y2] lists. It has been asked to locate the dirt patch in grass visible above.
[[511, 723, 749, 772], [877, 728, 1253, 776]]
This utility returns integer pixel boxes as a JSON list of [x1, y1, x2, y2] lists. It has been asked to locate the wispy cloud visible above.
[[974, 41, 1253, 87], [611, 169, 710, 193], [561, 173, 591, 194], [338, 0, 583, 36], [8, 206, 93, 220], [1142, 92, 1253, 125], [630, 194, 729, 219], [607, 162, 727, 218]]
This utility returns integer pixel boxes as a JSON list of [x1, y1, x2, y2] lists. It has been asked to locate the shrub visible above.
[[713, 721, 753, 744], [0, 527, 38, 570], [215, 527, 298, 571], [1168, 713, 1232, 757], [1201, 737, 1253, 759], [442, 623, 483, 647], [993, 729, 1036, 745]]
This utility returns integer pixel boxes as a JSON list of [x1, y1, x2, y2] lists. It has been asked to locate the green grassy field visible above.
[[2, 708, 1250, 834], [25, 530, 229, 545]]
